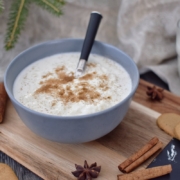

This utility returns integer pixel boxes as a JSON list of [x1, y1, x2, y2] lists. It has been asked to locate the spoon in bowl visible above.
[[75, 11, 103, 78]]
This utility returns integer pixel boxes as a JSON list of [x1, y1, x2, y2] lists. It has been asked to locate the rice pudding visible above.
[[13, 53, 132, 116]]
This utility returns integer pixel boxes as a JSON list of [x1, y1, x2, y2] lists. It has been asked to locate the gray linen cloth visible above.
[[117, 0, 180, 95], [1, 0, 180, 95]]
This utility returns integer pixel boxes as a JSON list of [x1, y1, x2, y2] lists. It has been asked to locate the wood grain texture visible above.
[[0, 80, 180, 180], [133, 79, 180, 114], [0, 99, 172, 180]]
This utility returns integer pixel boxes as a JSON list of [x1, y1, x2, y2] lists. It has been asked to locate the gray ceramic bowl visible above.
[[4, 39, 139, 143]]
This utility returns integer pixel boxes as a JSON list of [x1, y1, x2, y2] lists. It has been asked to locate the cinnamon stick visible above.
[[117, 164, 172, 180], [118, 137, 159, 172], [0, 82, 8, 123], [123, 141, 163, 173]]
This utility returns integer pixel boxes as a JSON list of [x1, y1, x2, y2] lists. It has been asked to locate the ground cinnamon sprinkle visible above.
[[51, 101, 56, 107], [34, 65, 111, 105], [55, 65, 65, 72], [100, 74, 108, 81], [79, 73, 95, 81], [42, 72, 53, 79], [87, 62, 96, 67]]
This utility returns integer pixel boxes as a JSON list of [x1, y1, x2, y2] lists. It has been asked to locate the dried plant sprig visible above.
[[0, 0, 4, 14], [4, 0, 65, 50], [32, 0, 65, 16], [5, 0, 31, 50]]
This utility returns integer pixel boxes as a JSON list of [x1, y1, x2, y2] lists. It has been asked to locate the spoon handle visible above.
[[75, 12, 102, 78], [80, 11, 103, 61]]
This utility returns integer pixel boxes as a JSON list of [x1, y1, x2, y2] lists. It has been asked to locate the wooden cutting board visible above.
[[0, 87, 172, 180]]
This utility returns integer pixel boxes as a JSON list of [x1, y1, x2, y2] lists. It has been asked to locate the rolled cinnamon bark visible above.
[[117, 164, 172, 180], [123, 141, 163, 173], [118, 137, 159, 172], [0, 83, 8, 123]]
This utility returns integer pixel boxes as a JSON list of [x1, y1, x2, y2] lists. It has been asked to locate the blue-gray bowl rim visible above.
[[4, 38, 139, 120]]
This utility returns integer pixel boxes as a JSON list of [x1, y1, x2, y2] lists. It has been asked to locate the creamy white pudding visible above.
[[13, 53, 132, 116]]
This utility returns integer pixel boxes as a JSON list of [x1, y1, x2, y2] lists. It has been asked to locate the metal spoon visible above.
[[75, 11, 103, 78]]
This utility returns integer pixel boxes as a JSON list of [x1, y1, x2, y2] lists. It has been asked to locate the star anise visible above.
[[71, 160, 101, 180], [146, 85, 164, 100]]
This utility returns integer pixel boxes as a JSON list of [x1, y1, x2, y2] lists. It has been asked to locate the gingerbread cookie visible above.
[[157, 113, 180, 138], [174, 123, 180, 140], [0, 163, 18, 180]]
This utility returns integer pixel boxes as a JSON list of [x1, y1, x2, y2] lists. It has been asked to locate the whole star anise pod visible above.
[[146, 85, 164, 100], [71, 160, 101, 180]]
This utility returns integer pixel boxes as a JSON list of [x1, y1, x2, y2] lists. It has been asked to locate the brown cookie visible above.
[[157, 113, 180, 138], [0, 163, 18, 180], [174, 123, 180, 140]]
